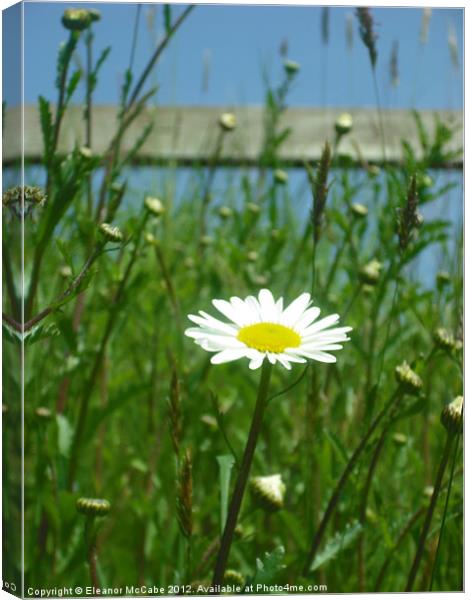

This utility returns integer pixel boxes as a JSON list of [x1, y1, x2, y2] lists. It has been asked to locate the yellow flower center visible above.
[[237, 322, 301, 353]]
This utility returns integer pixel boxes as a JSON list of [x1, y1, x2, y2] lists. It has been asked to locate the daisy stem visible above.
[[405, 431, 455, 591], [302, 386, 402, 576], [212, 361, 273, 587]]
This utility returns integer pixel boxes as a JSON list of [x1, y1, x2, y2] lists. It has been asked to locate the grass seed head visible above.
[[397, 174, 420, 253], [308, 141, 332, 244], [176, 448, 193, 539], [356, 7, 378, 69]]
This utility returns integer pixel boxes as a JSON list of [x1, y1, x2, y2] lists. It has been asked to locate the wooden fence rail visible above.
[[2, 105, 463, 168]]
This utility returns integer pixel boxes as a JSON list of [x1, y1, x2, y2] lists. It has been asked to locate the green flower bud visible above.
[[76, 497, 111, 516], [365, 507, 378, 523], [218, 206, 233, 219], [247, 251, 259, 263], [35, 407, 52, 420], [395, 361, 423, 395], [359, 259, 382, 285], [184, 257, 196, 269], [423, 485, 434, 499], [368, 165, 380, 178], [250, 474, 286, 512], [351, 203, 368, 218], [3, 185, 47, 208], [284, 59, 300, 76], [79, 146, 93, 159], [200, 414, 217, 430], [62, 9, 93, 31], [219, 112, 236, 132], [273, 169, 288, 185], [99, 223, 123, 243], [246, 202, 260, 215], [434, 328, 459, 352], [59, 265, 73, 279], [392, 432, 407, 447], [200, 235, 213, 247], [441, 396, 463, 435], [223, 570, 245, 588], [144, 196, 165, 217], [436, 271, 451, 287], [335, 112, 353, 136]]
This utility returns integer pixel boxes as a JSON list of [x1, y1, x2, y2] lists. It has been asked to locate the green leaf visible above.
[[65, 70, 82, 105], [216, 454, 235, 535], [251, 546, 286, 585], [2, 321, 60, 346], [311, 521, 362, 572], [38, 95, 53, 160], [56, 414, 73, 459]]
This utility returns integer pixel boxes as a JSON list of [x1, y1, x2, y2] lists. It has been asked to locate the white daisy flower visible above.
[[185, 288, 352, 370]]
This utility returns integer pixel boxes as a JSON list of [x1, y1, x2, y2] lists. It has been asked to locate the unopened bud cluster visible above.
[[219, 112, 236, 132], [223, 570, 245, 587], [434, 328, 461, 352], [3, 185, 47, 218], [441, 396, 463, 435], [335, 113, 353, 136], [144, 196, 165, 217], [62, 8, 100, 31], [76, 497, 110, 517], [395, 361, 422, 395], [99, 223, 123, 243], [351, 203, 368, 218], [359, 259, 382, 285], [283, 59, 300, 76], [250, 474, 286, 512]]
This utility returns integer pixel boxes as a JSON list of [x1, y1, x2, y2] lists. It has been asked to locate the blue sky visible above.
[[3, 2, 464, 110]]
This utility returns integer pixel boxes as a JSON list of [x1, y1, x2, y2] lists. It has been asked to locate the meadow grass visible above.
[[2, 5, 463, 595]]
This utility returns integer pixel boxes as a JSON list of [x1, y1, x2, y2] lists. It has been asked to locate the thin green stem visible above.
[[302, 387, 402, 576], [212, 361, 273, 587], [405, 432, 455, 591], [67, 214, 149, 488], [428, 434, 461, 590]]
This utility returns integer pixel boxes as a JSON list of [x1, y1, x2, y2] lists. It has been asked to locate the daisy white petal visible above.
[[212, 298, 246, 326], [294, 306, 321, 330], [210, 348, 250, 364], [185, 290, 351, 370], [258, 289, 278, 321], [282, 292, 312, 325], [303, 313, 340, 335]]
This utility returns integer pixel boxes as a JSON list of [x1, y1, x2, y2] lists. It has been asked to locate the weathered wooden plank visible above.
[[3, 105, 463, 167]]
